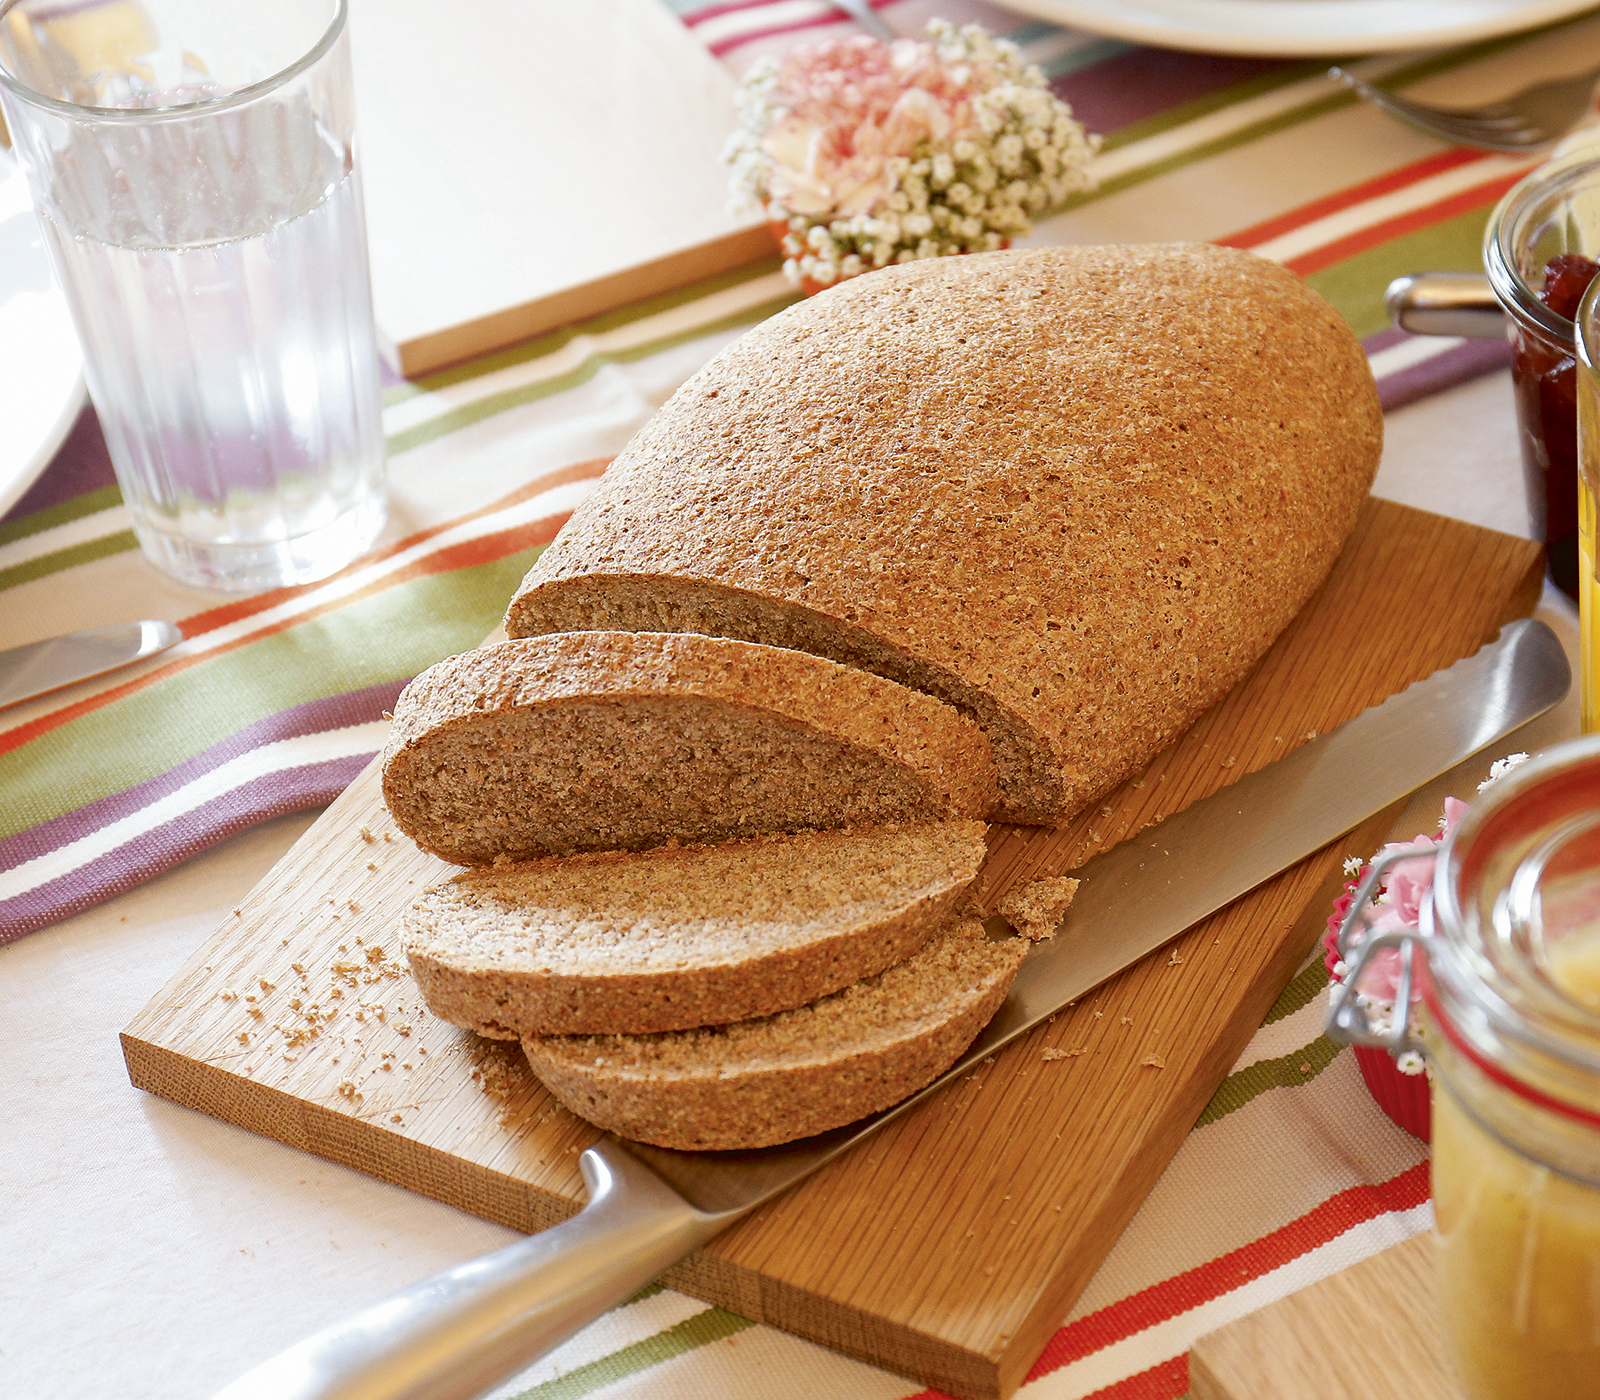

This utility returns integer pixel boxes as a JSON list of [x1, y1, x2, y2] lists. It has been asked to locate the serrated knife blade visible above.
[[212, 616, 1571, 1400]]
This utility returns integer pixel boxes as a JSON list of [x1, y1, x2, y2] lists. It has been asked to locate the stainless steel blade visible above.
[[626, 615, 1570, 1211], [210, 617, 1571, 1400], [0, 620, 181, 710]]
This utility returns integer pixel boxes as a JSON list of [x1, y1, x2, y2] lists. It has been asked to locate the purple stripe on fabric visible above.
[[1051, 50, 1290, 136], [0, 678, 410, 871], [1376, 337, 1512, 413], [2, 406, 120, 524], [0, 754, 377, 945], [1363, 325, 1412, 356]]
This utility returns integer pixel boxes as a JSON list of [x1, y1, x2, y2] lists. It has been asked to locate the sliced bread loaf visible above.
[[503, 243, 1381, 827], [381, 630, 997, 865], [403, 820, 989, 1037], [521, 916, 1026, 1151]]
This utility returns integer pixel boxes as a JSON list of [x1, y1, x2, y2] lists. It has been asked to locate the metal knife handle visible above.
[[211, 1142, 732, 1400], [1385, 271, 1505, 338]]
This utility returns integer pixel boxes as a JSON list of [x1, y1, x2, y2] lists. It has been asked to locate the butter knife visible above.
[[211, 617, 1570, 1400], [0, 619, 181, 710]]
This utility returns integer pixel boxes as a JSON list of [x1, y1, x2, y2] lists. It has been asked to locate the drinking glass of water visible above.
[[0, 0, 386, 592]]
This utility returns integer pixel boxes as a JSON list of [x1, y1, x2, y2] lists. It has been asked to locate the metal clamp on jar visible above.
[[1329, 735, 1600, 1400]]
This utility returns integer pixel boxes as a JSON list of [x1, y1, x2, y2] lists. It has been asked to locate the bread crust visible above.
[[381, 631, 997, 864], [522, 917, 1025, 1150], [505, 243, 1382, 825], [402, 820, 988, 1036]]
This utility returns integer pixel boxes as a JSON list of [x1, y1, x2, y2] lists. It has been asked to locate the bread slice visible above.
[[503, 244, 1381, 827], [403, 820, 989, 1037], [521, 916, 1026, 1151], [381, 631, 996, 865]]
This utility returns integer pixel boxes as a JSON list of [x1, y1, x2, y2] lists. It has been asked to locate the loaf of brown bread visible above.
[[403, 820, 988, 1037], [381, 630, 997, 864], [503, 243, 1381, 826], [521, 915, 1024, 1150]]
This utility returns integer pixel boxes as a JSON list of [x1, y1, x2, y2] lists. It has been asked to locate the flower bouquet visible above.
[[724, 21, 1099, 293], [1324, 754, 1529, 1142]]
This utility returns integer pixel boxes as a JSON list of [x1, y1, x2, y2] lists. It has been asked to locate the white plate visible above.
[[0, 145, 85, 522], [998, 0, 1599, 56]]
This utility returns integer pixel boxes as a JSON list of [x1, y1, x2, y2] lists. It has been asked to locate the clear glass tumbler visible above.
[[0, 0, 386, 592]]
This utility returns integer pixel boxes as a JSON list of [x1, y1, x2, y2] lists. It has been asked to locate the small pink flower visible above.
[[759, 35, 983, 222]]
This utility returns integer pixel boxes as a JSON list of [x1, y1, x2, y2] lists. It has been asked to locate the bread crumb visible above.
[[366, 862, 377, 871], [998, 875, 1080, 942], [1221, 757, 1236, 768], [360, 826, 375, 842], [258, 978, 275, 992], [1142, 1053, 1166, 1068], [219, 989, 238, 1001], [1167, 951, 1184, 967], [1041, 1047, 1086, 1060], [1301, 1063, 1312, 1074]]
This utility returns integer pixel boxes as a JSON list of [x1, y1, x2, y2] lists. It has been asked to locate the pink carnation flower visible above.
[[1323, 796, 1470, 1004], [758, 36, 991, 218]]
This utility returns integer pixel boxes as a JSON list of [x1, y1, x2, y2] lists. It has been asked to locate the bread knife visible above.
[[211, 617, 1570, 1400], [0, 620, 181, 710]]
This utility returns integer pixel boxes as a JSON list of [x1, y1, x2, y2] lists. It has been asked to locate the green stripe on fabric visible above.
[[0, 545, 545, 839], [402, 256, 787, 398], [506, 1307, 757, 1400], [0, 484, 124, 548], [1262, 959, 1330, 1026], [1194, 1034, 1344, 1129], [1096, 59, 1331, 156], [385, 293, 800, 459], [1306, 202, 1494, 339], [0, 529, 139, 593]]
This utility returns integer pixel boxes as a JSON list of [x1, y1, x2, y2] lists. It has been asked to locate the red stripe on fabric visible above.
[[1023, 1160, 1430, 1381], [174, 457, 609, 641], [1215, 148, 1488, 250], [1280, 173, 1531, 277], [0, 512, 569, 761], [894, 1353, 1187, 1400], [1084, 1354, 1189, 1400], [706, 12, 855, 55]]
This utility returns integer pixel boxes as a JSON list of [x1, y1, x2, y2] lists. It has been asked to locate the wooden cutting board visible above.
[[121, 498, 1541, 1400], [1188, 1232, 1463, 1399]]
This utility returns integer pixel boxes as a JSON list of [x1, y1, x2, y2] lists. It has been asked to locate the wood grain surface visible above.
[[1188, 1232, 1463, 1399], [122, 498, 1541, 1400]]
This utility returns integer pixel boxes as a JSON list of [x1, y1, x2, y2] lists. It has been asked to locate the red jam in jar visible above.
[[1511, 253, 1598, 601]]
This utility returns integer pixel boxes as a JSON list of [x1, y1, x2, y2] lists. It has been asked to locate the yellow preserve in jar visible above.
[[1432, 1086, 1600, 1398], [1335, 740, 1600, 1400]]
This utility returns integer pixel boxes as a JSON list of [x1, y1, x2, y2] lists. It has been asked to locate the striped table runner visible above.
[[1, 0, 1581, 1393]]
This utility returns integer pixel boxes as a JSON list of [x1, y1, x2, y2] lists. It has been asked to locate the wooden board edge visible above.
[[1186, 1232, 1453, 1400], [120, 1028, 574, 1236], [989, 801, 1409, 1398], [394, 223, 777, 378]]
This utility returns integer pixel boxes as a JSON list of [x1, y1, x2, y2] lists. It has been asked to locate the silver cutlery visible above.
[[0, 619, 181, 710], [834, 0, 895, 42], [1331, 63, 1600, 154]]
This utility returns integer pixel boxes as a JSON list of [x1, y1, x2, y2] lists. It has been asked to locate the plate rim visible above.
[[996, 0, 1600, 56]]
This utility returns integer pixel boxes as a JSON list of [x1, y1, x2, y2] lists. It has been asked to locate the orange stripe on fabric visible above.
[[175, 456, 611, 642], [1280, 174, 1530, 277], [1022, 1160, 1430, 1382], [0, 513, 570, 761], [1214, 148, 1487, 251]]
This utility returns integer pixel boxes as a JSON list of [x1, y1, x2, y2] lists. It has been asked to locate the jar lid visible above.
[[1431, 734, 1600, 1113]]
